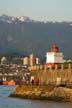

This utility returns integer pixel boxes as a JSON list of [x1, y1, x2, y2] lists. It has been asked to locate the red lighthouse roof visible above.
[[50, 44, 59, 52]]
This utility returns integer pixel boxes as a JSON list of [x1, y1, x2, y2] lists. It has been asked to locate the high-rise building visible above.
[[23, 57, 29, 65], [36, 57, 40, 65], [29, 53, 35, 66]]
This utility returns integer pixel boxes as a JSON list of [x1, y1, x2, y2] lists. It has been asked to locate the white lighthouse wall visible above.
[[54, 56, 63, 63], [46, 54, 54, 63], [54, 53, 64, 63], [46, 52, 64, 64]]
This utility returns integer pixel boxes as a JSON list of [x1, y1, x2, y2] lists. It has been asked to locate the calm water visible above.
[[0, 85, 72, 108]]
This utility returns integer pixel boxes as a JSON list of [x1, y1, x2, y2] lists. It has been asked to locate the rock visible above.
[[9, 85, 72, 102]]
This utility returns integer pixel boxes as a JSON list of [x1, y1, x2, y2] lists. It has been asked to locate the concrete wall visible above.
[[30, 64, 72, 86]]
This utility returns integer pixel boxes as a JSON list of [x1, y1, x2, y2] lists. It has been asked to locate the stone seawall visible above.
[[10, 85, 72, 102], [30, 67, 72, 86]]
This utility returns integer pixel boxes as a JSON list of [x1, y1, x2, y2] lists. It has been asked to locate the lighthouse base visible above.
[[46, 63, 59, 67]]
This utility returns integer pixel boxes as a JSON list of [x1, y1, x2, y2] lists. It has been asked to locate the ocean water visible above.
[[0, 85, 72, 108]]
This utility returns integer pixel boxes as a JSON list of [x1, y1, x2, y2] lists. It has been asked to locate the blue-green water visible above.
[[0, 85, 72, 108]]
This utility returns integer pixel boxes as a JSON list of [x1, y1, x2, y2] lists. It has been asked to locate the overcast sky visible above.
[[0, 0, 72, 21]]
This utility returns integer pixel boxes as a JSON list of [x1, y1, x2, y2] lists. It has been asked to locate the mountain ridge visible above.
[[0, 15, 72, 59]]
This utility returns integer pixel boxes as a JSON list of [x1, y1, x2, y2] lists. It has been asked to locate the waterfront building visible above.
[[46, 44, 64, 67]]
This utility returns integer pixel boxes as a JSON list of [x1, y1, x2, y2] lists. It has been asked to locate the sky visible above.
[[0, 0, 72, 21]]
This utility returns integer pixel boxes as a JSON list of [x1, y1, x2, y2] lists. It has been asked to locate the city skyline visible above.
[[0, 0, 72, 21]]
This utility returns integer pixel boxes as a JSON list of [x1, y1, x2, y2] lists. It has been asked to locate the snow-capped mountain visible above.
[[0, 15, 32, 23], [18, 16, 32, 22]]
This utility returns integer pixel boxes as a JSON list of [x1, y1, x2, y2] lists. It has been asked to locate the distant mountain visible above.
[[0, 14, 72, 59], [0, 15, 32, 23]]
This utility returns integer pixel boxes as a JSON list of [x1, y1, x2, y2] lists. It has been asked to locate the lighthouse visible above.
[[46, 44, 64, 67]]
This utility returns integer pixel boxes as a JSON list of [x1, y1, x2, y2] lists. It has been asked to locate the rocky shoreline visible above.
[[9, 85, 72, 102]]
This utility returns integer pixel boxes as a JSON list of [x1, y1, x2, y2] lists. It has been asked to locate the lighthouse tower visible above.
[[46, 44, 64, 67]]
